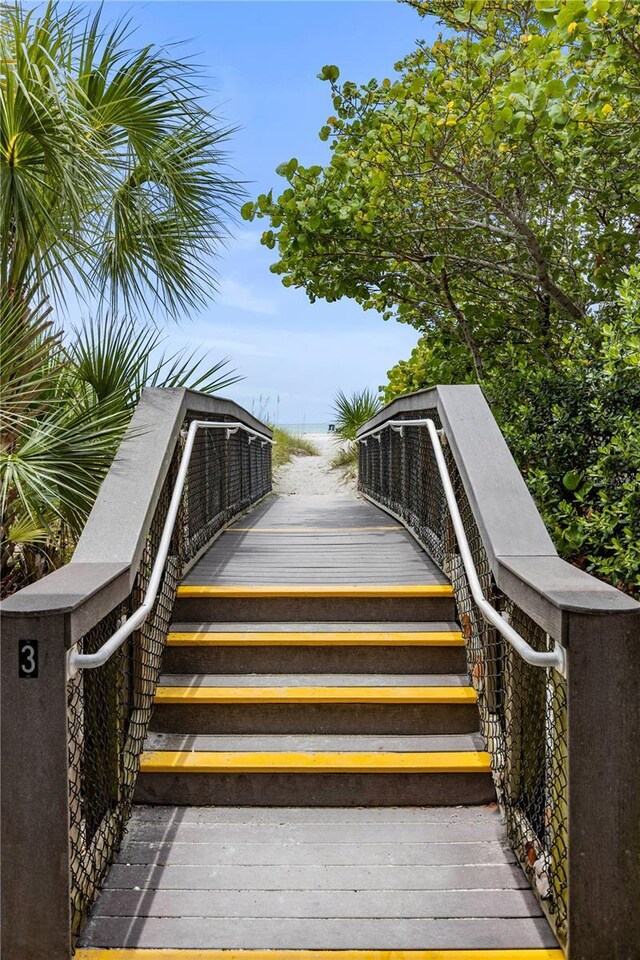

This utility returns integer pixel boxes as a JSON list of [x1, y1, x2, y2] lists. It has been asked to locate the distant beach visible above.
[[273, 431, 355, 496], [279, 422, 333, 435]]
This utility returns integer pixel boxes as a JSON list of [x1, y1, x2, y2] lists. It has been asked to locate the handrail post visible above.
[[565, 608, 640, 959], [1, 611, 72, 960]]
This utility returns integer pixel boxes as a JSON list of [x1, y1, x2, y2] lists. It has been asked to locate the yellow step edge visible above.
[[177, 584, 454, 598], [75, 949, 564, 959], [167, 631, 465, 647], [139, 750, 492, 774], [154, 685, 477, 705]]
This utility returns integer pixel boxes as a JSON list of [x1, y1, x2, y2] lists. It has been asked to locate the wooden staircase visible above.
[[76, 495, 561, 956], [135, 585, 494, 806]]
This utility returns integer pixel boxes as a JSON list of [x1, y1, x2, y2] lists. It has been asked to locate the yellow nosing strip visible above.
[[154, 685, 476, 705], [139, 750, 491, 774], [177, 584, 454, 598], [75, 948, 565, 959], [167, 631, 464, 647]]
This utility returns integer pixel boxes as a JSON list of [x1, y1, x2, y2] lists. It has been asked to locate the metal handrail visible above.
[[357, 418, 567, 676], [67, 420, 275, 675]]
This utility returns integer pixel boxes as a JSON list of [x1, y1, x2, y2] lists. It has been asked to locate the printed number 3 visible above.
[[22, 644, 36, 673], [19, 640, 38, 678]]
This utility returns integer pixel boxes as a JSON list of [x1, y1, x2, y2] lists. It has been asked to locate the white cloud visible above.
[[218, 278, 278, 316]]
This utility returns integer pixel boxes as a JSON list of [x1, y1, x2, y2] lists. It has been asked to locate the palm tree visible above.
[[332, 388, 382, 441], [0, 303, 241, 596], [329, 388, 383, 479], [1, 1, 241, 316], [0, 3, 245, 594]]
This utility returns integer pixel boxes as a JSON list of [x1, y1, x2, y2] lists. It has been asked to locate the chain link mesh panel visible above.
[[181, 412, 272, 563], [359, 411, 568, 946], [67, 413, 271, 940]]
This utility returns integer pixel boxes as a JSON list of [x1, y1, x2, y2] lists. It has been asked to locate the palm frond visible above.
[[66, 316, 243, 404], [0, 294, 65, 431], [1, 1, 244, 318], [65, 316, 162, 405], [149, 349, 242, 395], [332, 388, 383, 441], [1, 4, 248, 596]]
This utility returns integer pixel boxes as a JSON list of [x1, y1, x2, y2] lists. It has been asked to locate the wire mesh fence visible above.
[[359, 411, 568, 945], [67, 413, 271, 939]]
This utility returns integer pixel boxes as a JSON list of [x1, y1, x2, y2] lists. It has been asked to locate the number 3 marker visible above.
[[18, 639, 38, 678]]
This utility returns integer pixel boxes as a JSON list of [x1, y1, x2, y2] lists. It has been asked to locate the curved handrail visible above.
[[67, 420, 275, 675], [357, 418, 566, 676]]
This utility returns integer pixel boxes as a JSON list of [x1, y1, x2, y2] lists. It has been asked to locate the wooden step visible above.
[[134, 749, 494, 806], [162, 624, 467, 675], [173, 588, 456, 624], [144, 733, 487, 752], [149, 674, 479, 736], [176, 585, 454, 598]]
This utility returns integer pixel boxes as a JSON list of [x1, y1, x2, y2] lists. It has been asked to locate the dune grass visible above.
[[330, 442, 359, 481], [272, 426, 319, 469]]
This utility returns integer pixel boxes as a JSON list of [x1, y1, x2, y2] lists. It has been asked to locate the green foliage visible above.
[[330, 443, 359, 483], [248, 0, 640, 380], [328, 388, 382, 484], [501, 268, 640, 595], [272, 427, 320, 469], [386, 269, 640, 595], [318, 65, 341, 83], [0, 305, 240, 596], [250, 0, 640, 595], [385, 333, 478, 400], [0, 3, 244, 595], [332, 388, 383, 441]]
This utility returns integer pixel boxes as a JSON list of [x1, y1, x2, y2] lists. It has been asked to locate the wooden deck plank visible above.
[[225, 525, 401, 532], [77, 916, 559, 949], [124, 813, 506, 843], [143, 733, 487, 753], [101, 862, 530, 891], [112, 840, 515, 867], [87, 887, 539, 919], [129, 806, 503, 825]]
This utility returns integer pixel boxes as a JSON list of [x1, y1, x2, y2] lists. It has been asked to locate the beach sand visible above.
[[273, 432, 357, 496]]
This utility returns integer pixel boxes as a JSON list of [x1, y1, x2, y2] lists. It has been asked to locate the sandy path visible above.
[[274, 433, 356, 496]]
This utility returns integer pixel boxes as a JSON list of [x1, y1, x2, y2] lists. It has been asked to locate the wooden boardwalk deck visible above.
[[77, 806, 559, 952], [77, 494, 560, 956], [182, 494, 449, 586]]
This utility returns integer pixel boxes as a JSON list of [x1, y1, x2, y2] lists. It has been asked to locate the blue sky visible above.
[[100, 1, 438, 422]]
